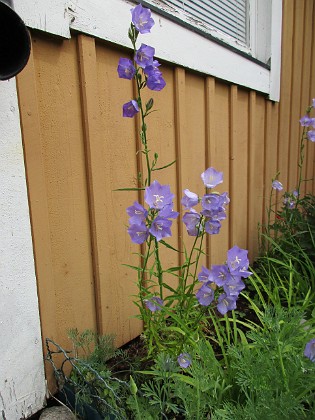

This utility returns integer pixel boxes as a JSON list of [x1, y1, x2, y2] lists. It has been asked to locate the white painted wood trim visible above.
[[14, 0, 282, 99], [269, 0, 282, 101], [0, 78, 46, 419]]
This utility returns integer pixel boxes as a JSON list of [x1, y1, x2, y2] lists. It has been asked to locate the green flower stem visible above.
[[181, 228, 203, 297], [131, 32, 152, 187], [296, 126, 307, 197], [154, 238, 164, 300], [139, 237, 153, 310]]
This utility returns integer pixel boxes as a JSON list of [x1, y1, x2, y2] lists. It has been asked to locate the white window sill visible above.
[[15, 0, 282, 101]]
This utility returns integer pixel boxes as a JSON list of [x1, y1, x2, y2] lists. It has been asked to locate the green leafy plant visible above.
[[215, 307, 315, 420]]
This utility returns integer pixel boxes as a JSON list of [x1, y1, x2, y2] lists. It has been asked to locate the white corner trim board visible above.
[[15, 0, 282, 101], [0, 78, 46, 419]]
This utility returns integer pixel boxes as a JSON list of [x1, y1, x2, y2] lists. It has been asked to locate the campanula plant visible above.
[[256, 99, 315, 311], [117, 4, 251, 359]]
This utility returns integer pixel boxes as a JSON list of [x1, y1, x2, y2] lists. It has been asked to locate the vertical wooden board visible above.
[[288, 0, 305, 190], [248, 92, 265, 260], [278, 0, 294, 190], [207, 80, 230, 265], [300, 0, 314, 195], [30, 35, 96, 342], [264, 101, 279, 225], [16, 39, 58, 390], [174, 67, 185, 264], [140, 65, 180, 292], [306, 0, 315, 195], [95, 42, 142, 345], [229, 86, 248, 251], [181, 72, 207, 267]]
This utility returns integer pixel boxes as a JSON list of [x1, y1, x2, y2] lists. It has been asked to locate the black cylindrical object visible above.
[[0, 0, 31, 80]]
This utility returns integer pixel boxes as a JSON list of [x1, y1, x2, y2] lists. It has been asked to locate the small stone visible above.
[[39, 406, 75, 420]]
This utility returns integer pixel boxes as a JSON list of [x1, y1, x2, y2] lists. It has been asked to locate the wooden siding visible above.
[[16, 0, 315, 387]]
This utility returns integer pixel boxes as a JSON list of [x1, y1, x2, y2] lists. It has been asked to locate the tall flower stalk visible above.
[[117, 4, 251, 359]]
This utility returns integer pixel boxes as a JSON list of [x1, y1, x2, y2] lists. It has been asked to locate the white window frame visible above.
[[15, 0, 282, 101]]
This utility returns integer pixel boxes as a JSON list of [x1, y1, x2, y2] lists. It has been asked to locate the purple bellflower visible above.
[[201, 167, 223, 189], [123, 100, 139, 118], [117, 58, 136, 80], [145, 296, 164, 312], [300, 115, 315, 127], [181, 189, 199, 210], [304, 338, 315, 362], [144, 180, 174, 210], [147, 73, 166, 91], [272, 180, 283, 191], [227, 246, 252, 278], [205, 219, 221, 235], [149, 216, 172, 241], [198, 266, 213, 283], [196, 283, 214, 306], [127, 222, 149, 244], [127, 201, 148, 224], [144, 60, 161, 76], [307, 130, 315, 142], [182, 210, 201, 236], [177, 353, 192, 368], [135, 44, 155, 68], [159, 204, 179, 220], [223, 276, 245, 298], [201, 193, 224, 211], [131, 4, 155, 34], [217, 293, 237, 315], [210, 264, 232, 287]]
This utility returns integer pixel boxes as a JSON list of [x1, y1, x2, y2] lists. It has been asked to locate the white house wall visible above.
[[0, 78, 46, 419]]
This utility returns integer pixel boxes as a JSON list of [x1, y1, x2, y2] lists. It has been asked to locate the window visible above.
[[135, 0, 282, 100], [16, 0, 282, 101]]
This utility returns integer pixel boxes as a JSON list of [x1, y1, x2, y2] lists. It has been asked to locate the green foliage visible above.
[[128, 340, 230, 419], [216, 307, 315, 420]]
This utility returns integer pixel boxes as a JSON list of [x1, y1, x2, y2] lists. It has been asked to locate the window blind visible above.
[[164, 0, 248, 46]]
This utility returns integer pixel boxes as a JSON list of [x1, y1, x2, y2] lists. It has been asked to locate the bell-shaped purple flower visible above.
[[304, 338, 315, 362], [300, 115, 315, 127], [144, 60, 161, 76], [159, 204, 179, 219], [198, 266, 213, 283], [307, 130, 315, 142], [196, 283, 214, 306], [147, 73, 166, 91], [227, 246, 251, 278], [144, 180, 174, 210], [117, 58, 136, 80], [201, 207, 227, 222], [131, 4, 155, 34], [145, 296, 164, 312], [210, 264, 232, 287], [205, 219, 221, 235], [128, 222, 149, 244], [181, 189, 199, 210], [272, 180, 283, 191], [126, 201, 148, 224], [201, 167, 223, 189], [223, 276, 245, 298], [135, 44, 155, 68], [123, 100, 139, 118], [217, 293, 237, 315], [201, 193, 223, 211], [149, 216, 172, 241], [182, 210, 201, 236], [177, 353, 192, 368]]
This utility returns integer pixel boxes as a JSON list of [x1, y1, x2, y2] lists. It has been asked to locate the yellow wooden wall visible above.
[[16, 0, 315, 384]]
